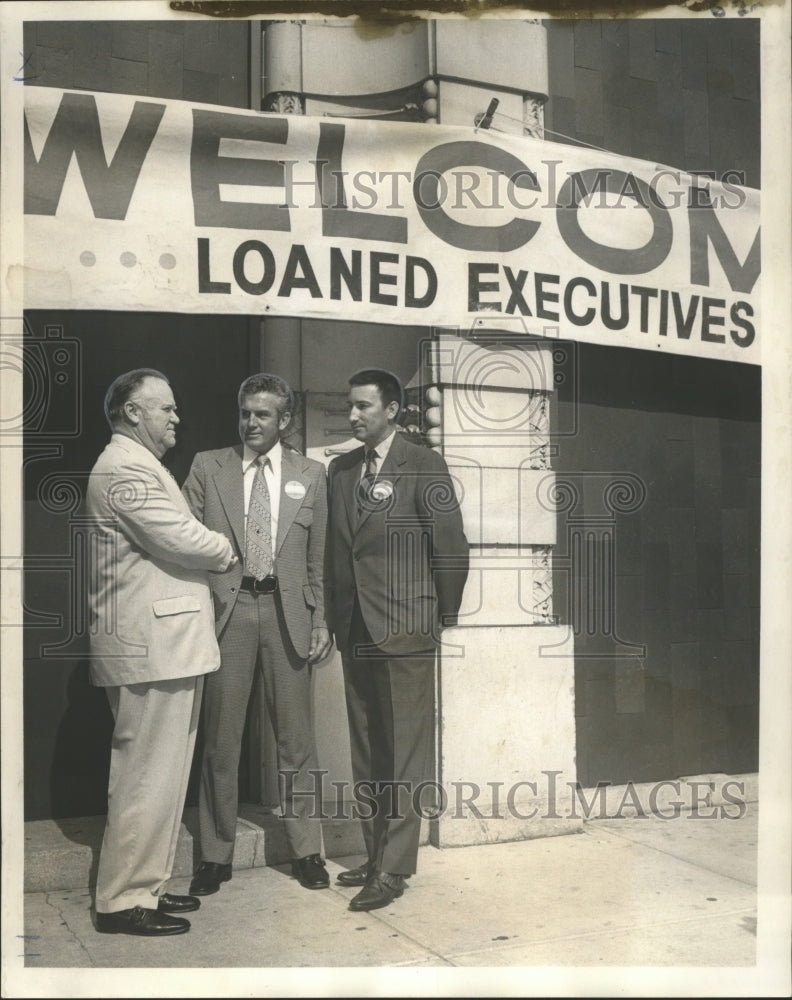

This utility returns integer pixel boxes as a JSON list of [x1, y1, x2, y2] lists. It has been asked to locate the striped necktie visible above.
[[357, 449, 378, 516], [245, 455, 274, 579]]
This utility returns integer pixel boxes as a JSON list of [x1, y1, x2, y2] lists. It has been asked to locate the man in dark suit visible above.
[[326, 368, 469, 912], [182, 373, 332, 895]]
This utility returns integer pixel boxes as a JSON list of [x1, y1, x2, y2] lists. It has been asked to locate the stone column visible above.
[[417, 21, 577, 846], [261, 20, 304, 113], [253, 24, 361, 824], [247, 313, 305, 809], [427, 333, 579, 846], [431, 19, 548, 136], [255, 20, 305, 408], [522, 18, 546, 140], [248, 22, 307, 808]]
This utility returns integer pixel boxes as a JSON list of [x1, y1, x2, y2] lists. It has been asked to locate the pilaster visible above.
[[427, 332, 578, 846]]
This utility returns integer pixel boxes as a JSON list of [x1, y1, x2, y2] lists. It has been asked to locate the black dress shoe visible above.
[[348, 874, 406, 912], [189, 861, 232, 896], [96, 906, 190, 936], [158, 892, 201, 913], [291, 854, 330, 889], [336, 860, 377, 887]]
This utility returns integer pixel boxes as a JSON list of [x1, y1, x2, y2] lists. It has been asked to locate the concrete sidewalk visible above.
[[13, 799, 772, 990]]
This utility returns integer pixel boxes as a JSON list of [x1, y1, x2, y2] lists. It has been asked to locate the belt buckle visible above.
[[254, 575, 277, 594]]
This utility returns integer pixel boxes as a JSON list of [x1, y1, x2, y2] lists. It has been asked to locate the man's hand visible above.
[[307, 626, 332, 664], [214, 550, 238, 572]]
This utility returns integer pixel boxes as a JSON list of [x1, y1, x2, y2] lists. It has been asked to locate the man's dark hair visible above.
[[104, 369, 169, 428], [348, 368, 404, 418], [238, 373, 293, 416]]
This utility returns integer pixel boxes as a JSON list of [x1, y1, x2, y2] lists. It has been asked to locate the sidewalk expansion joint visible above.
[[584, 824, 758, 888], [322, 863, 457, 966], [446, 904, 759, 962]]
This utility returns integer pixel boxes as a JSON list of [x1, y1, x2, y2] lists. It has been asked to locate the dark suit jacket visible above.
[[326, 432, 469, 656], [182, 444, 327, 660]]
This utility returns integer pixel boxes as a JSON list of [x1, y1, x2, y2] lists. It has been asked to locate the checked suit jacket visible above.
[[182, 443, 327, 659], [326, 432, 469, 657]]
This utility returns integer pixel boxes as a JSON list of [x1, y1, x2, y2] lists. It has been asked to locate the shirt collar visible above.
[[370, 429, 397, 463], [111, 432, 164, 466], [243, 439, 282, 474]]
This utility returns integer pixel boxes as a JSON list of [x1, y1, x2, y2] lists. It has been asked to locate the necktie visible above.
[[245, 455, 274, 579], [357, 449, 377, 516]]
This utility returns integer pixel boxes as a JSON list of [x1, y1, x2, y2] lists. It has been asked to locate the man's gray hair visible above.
[[238, 373, 294, 416], [104, 369, 169, 428]]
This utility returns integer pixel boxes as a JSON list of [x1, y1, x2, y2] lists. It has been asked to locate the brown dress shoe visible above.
[[96, 906, 190, 936], [348, 874, 406, 912], [189, 861, 232, 896]]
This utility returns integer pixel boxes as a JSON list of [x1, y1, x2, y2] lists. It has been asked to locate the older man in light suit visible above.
[[87, 369, 236, 936], [182, 373, 331, 896]]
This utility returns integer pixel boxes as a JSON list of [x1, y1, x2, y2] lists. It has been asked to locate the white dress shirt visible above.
[[360, 429, 396, 481], [243, 440, 282, 556]]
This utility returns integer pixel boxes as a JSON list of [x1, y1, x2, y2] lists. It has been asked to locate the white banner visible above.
[[23, 87, 760, 363]]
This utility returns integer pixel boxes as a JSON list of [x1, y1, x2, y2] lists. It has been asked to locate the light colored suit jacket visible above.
[[86, 434, 233, 687], [182, 444, 328, 660], [326, 432, 469, 656]]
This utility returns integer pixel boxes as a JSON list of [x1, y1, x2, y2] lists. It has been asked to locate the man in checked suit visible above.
[[182, 373, 332, 895], [326, 368, 469, 912], [88, 369, 236, 936]]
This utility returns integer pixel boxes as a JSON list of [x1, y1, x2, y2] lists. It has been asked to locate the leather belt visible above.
[[239, 575, 278, 594]]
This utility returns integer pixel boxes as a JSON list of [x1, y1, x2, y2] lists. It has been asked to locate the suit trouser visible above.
[[341, 600, 435, 877], [198, 589, 322, 863], [95, 675, 203, 914]]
